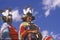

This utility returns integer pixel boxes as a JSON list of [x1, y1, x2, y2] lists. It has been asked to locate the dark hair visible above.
[[21, 12, 35, 22], [2, 16, 7, 22], [21, 16, 35, 22], [2, 14, 12, 22], [8, 14, 12, 17]]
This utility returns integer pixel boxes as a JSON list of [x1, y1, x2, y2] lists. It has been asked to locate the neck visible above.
[[27, 21, 31, 23], [8, 23, 12, 25]]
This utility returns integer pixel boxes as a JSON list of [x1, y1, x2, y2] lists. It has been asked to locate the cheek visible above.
[[8, 19, 12, 22], [49, 38, 53, 40]]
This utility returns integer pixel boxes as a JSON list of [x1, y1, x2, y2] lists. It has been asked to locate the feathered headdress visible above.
[[0, 8, 12, 22], [21, 6, 35, 21]]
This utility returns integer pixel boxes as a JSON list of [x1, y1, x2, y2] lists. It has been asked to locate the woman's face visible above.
[[26, 16, 32, 22], [7, 18, 12, 24]]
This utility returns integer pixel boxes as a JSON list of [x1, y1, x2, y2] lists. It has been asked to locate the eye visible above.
[[29, 17, 32, 19]]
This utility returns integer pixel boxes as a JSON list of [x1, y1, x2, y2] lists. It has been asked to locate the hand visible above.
[[31, 30, 38, 33], [28, 30, 38, 33], [28, 30, 32, 33]]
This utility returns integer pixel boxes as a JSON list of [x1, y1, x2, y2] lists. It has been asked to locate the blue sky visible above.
[[0, 0, 60, 40]]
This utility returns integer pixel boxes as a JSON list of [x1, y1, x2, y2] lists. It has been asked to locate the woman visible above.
[[19, 11, 42, 40], [7, 14, 18, 40], [1, 11, 18, 40]]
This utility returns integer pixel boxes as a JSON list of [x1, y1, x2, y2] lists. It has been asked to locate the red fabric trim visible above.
[[20, 25, 28, 37], [8, 25, 18, 40]]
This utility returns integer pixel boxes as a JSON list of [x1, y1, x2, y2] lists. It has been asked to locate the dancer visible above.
[[19, 7, 42, 40], [0, 8, 18, 40]]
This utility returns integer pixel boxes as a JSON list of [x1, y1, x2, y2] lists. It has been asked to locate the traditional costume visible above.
[[1, 16, 11, 40], [19, 7, 42, 40], [0, 8, 18, 40]]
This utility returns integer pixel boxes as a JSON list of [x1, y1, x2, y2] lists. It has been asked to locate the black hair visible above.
[[2, 16, 7, 22], [2, 14, 12, 22], [21, 12, 35, 22], [8, 14, 12, 17]]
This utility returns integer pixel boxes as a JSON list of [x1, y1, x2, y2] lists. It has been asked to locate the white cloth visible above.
[[1, 23, 9, 32], [0, 23, 11, 40], [2, 10, 9, 16]]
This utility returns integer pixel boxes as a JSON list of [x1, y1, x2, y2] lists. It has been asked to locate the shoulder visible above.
[[1, 23, 8, 31], [20, 22, 29, 27], [2, 23, 8, 27]]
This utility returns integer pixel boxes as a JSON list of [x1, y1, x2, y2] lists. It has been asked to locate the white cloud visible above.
[[45, 9, 50, 17], [52, 0, 60, 8], [43, 0, 60, 17], [50, 32, 59, 39], [43, 0, 51, 6], [58, 37, 60, 40], [11, 10, 21, 22], [2, 9, 21, 22], [33, 11, 39, 16], [41, 30, 60, 40], [41, 30, 49, 40]]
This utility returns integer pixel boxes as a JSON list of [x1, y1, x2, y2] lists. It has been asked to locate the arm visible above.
[[20, 22, 30, 37], [29, 24, 39, 33], [28, 30, 38, 33], [20, 25, 28, 37]]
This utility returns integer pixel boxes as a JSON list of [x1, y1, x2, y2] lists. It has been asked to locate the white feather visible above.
[[23, 9, 27, 14], [23, 7, 32, 14], [2, 10, 9, 16]]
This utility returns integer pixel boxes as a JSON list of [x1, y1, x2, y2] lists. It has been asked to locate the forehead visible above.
[[27, 16, 32, 18]]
